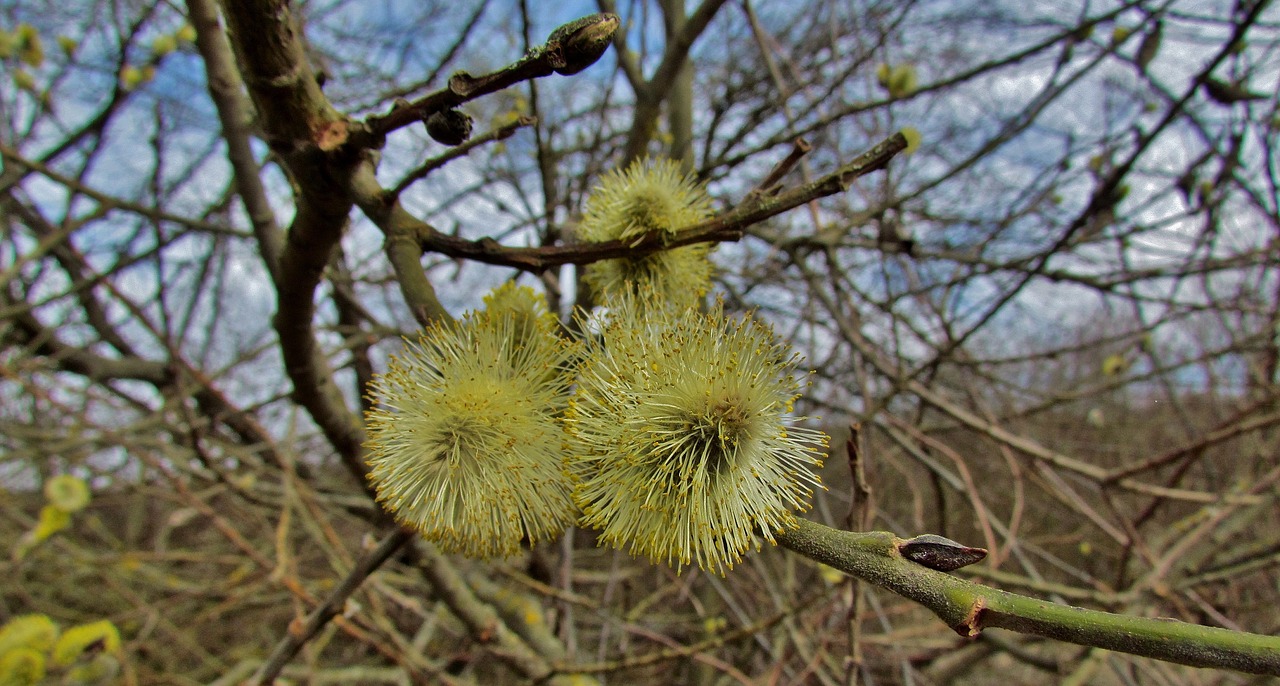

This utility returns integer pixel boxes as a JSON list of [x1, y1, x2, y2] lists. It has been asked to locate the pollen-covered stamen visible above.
[[621, 189, 674, 234], [674, 399, 752, 476], [576, 157, 716, 308], [364, 300, 579, 559], [565, 292, 828, 574]]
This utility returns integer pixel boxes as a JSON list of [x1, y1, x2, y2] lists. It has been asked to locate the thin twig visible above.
[[362, 15, 617, 142], [749, 138, 811, 197], [389, 115, 537, 200], [253, 527, 414, 684], [409, 132, 907, 272], [843, 424, 873, 686]]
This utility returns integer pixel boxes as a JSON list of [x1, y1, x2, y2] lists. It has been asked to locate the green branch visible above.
[[775, 518, 1280, 676]]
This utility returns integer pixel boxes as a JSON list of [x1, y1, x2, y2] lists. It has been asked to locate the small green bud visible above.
[[45, 474, 91, 513], [151, 34, 177, 57], [13, 69, 37, 92], [900, 126, 922, 153], [176, 24, 197, 43], [1102, 353, 1128, 376], [17, 24, 43, 68], [120, 65, 143, 91], [57, 35, 78, 57], [887, 63, 916, 98]]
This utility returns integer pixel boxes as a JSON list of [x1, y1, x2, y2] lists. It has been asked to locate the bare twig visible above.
[[843, 425, 873, 686], [389, 115, 537, 200], [253, 528, 415, 684], [749, 138, 812, 197], [362, 15, 618, 141], [407, 132, 907, 272]]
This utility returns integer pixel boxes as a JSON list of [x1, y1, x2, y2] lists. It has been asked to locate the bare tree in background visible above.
[[2, 0, 1278, 683]]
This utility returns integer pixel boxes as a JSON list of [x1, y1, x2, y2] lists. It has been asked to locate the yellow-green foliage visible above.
[[0, 615, 59, 655], [0, 647, 46, 686], [0, 616, 120, 686], [51, 620, 120, 667], [44, 475, 91, 513]]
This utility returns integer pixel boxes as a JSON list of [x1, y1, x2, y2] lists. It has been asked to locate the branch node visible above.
[[956, 597, 987, 638]]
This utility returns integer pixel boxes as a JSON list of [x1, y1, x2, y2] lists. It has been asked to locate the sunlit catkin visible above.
[[365, 308, 579, 558], [577, 157, 715, 308], [565, 293, 827, 574]]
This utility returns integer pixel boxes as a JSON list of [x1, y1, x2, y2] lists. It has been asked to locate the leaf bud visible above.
[[898, 534, 987, 572], [151, 34, 177, 57], [424, 108, 473, 146], [546, 13, 619, 75]]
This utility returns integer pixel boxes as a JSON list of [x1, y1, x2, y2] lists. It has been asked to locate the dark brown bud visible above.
[[898, 534, 987, 572], [1202, 77, 1266, 105], [425, 108, 473, 146], [546, 13, 619, 76]]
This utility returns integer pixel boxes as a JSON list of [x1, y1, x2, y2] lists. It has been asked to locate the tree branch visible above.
[[186, 0, 285, 280], [620, 0, 730, 162], [411, 541, 599, 685], [776, 518, 1280, 675], [409, 132, 907, 272], [253, 528, 416, 684], [361, 14, 618, 143], [219, 0, 369, 481], [388, 115, 537, 201], [349, 162, 450, 328]]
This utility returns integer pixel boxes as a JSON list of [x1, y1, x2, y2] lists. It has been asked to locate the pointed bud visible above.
[[546, 13, 619, 75], [1203, 77, 1266, 105], [898, 534, 987, 572], [1135, 20, 1162, 72]]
